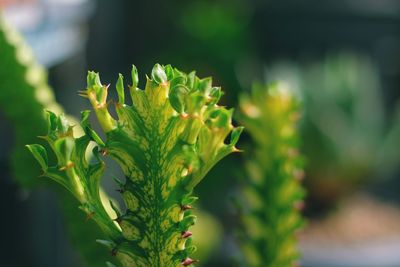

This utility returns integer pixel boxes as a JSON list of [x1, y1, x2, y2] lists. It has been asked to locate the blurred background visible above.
[[1, 0, 400, 266]]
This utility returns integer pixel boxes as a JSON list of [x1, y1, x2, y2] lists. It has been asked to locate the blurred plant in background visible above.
[[0, 15, 116, 266], [0, 15, 62, 187], [267, 53, 400, 212], [236, 83, 305, 267]]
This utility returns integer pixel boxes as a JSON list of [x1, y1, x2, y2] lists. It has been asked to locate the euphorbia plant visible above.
[[236, 83, 305, 267], [27, 64, 242, 266]]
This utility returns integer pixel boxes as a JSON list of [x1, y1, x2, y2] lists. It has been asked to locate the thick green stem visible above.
[[28, 64, 242, 266]]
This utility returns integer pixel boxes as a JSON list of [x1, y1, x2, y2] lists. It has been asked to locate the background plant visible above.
[[0, 16, 115, 266], [236, 83, 305, 267], [267, 53, 400, 211], [28, 64, 242, 266]]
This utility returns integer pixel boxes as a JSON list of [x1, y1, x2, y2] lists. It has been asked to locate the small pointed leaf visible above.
[[131, 65, 139, 88], [26, 144, 48, 170], [116, 73, 125, 104]]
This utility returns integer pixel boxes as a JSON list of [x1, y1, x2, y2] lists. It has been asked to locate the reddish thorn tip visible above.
[[111, 248, 118, 257], [181, 231, 192, 238], [100, 149, 108, 156], [181, 204, 192, 211], [293, 200, 305, 211], [293, 169, 305, 181], [182, 258, 197, 266], [85, 211, 95, 222], [59, 162, 75, 171], [180, 113, 189, 119]]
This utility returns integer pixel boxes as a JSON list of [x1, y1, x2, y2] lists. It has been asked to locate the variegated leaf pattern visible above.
[[28, 64, 242, 266]]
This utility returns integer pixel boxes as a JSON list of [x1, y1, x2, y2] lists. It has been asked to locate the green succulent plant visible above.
[[27, 64, 242, 266], [236, 83, 305, 267]]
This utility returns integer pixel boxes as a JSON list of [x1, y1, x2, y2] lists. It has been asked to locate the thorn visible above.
[[181, 204, 192, 211], [232, 147, 243, 153], [78, 90, 88, 98], [293, 169, 305, 181], [59, 162, 75, 171], [100, 148, 108, 156], [287, 148, 299, 158], [86, 211, 95, 222], [293, 200, 305, 211], [113, 216, 122, 223], [111, 247, 118, 257], [182, 258, 198, 266], [187, 165, 193, 174], [181, 231, 192, 238], [180, 113, 189, 119], [115, 102, 124, 109]]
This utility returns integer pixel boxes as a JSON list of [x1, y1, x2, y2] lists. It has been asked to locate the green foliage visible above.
[[28, 64, 242, 266], [236, 83, 305, 267], [0, 16, 114, 266]]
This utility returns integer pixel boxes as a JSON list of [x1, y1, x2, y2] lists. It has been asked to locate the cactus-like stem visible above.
[[28, 64, 242, 266], [236, 83, 305, 267]]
